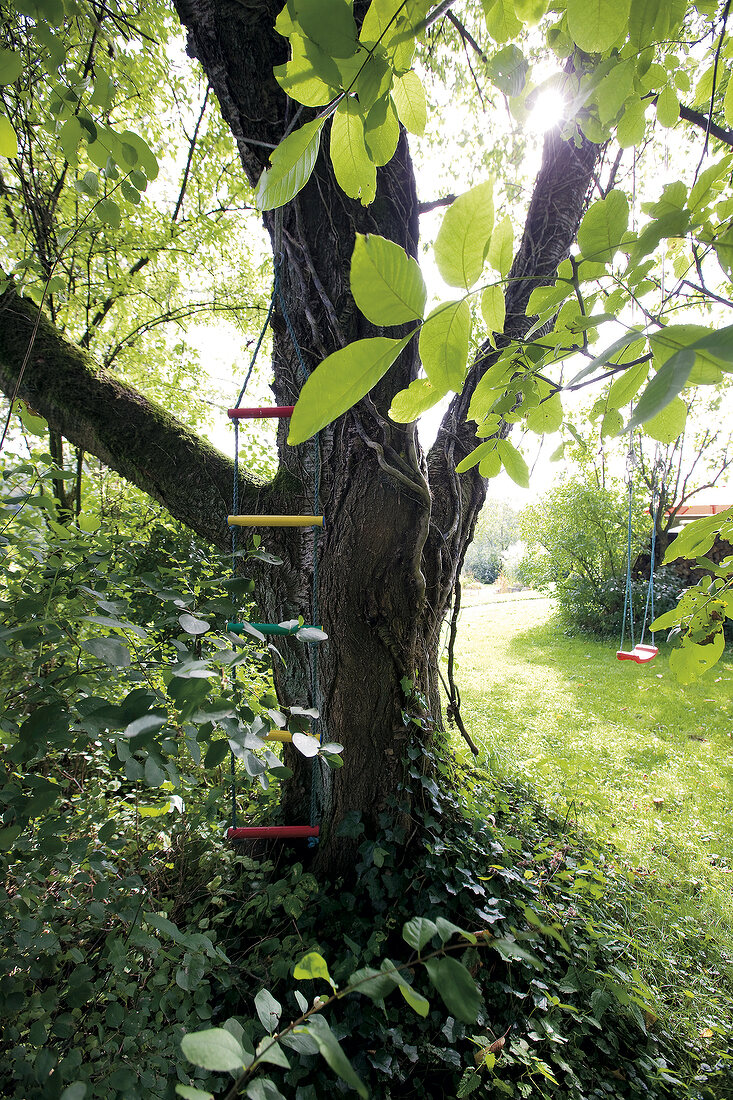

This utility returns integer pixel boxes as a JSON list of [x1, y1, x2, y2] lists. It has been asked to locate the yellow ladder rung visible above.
[[263, 730, 320, 747], [228, 515, 324, 528], [265, 729, 292, 743]]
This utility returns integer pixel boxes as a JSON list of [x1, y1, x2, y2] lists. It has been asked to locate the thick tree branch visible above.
[[679, 103, 733, 148], [0, 286, 273, 550]]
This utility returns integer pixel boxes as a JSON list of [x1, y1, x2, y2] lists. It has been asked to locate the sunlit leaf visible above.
[[288, 335, 412, 444], [391, 70, 426, 136], [566, 0, 631, 53], [434, 180, 494, 290], [256, 118, 324, 211], [351, 233, 426, 325], [419, 300, 471, 391], [330, 98, 376, 204]]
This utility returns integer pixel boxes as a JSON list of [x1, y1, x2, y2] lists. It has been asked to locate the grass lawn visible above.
[[454, 590, 733, 1040]]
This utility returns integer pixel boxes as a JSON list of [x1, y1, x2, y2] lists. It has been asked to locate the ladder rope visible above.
[[228, 254, 325, 837]]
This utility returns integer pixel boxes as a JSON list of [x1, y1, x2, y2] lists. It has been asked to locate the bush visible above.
[[555, 566, 688, 639]]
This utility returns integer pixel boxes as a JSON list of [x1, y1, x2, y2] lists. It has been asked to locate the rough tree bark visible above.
[[0, 0, 602, 873]]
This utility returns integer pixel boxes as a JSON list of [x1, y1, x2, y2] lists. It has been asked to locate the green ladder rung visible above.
[[227, 621, 320, 637]]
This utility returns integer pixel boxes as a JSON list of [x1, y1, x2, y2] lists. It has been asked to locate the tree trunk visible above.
[[0, 0, 602, 873]]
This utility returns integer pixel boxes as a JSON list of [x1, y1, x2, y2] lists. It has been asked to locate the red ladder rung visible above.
[[227, 825, 319, 840], [228, 406, 294, 420]]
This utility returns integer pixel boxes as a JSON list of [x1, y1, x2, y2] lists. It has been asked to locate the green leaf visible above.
[[606, 357, 649, 409], [255, 1038, 290, 1069], [643, 395, 686, 443], [274, 35, 339, 107], [144, 755, 166, 787], [181, 1028, 249, 1072], [60, 1087, 88, 1100], [0, 825, 23, 850], [434, 180, 494, 289], [0, 114, 18, 158], [293, 950, 336, 989], [298, 1015, 367, 1098], [341, 47, 392, 111], [663, 509, 733, 563], [627, 350, 694, 430], [483, 0, 522, 44], [526, 392, 563, 434], [577, 189, 628, 262], [566, 0, 631, 52], [435, 917, 477, 944], [256, 118, 324, 211], [389, 377, 448, 422], [526, 280, 572, 317], [629, 0, 668, 49], [497, 439, 529, 487], [350, 233, 426, 325], [294, 0, 358, 58], [118, 129, 158, 180], [348, 965, 397, 1000], [204, 739, 230, 768], [289, 334, 412, 444], [391, 70, 426, 136], [419, 300, 471, 391], [246, 1080, 287, 1100], [96, 198, 121, 229], [487, 215, 513, 277], [364, 96, 400, 166], [617, 99, 647, 148], [402, 916, 438, 951], [176, 1087, 214, 1100], [724, 70, 733, 127], [515, 0, 547, 23], [0, 47, 22, 85], [83, 637, 131, 667], [481, 285, 505, 339], [399, 982, 430, 1016], [656, 84, 679, 128], [669, 634, 725, 684], [330, 98, 376, 204], [595, 60, 633, 124], [179, 613, 210, 635], [567, 330, 643, 387], [487, 45, 528, 97], [489, 937, 545, 969], [424, 957, 481, 1024]]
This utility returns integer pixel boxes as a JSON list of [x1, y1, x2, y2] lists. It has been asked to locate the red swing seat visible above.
[[616, 643, 658, 664]]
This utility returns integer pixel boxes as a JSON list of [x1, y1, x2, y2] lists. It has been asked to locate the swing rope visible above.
[[618, 436, 660, 660], [619, 472, 636, 653], [228, 248, 324, 836]]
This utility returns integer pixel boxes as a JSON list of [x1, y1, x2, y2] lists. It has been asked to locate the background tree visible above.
[[462, 497, 519, 584]]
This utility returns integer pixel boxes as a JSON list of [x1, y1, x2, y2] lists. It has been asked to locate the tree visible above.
[[462, 498, 519, 584], [2, 0, 733, 872]]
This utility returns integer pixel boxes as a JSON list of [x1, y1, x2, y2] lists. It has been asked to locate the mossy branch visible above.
[[0, 284, 273, 550]]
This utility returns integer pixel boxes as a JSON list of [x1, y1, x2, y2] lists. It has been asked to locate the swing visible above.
[[616, 447, 659, 665], [226, 258, 324, 845]]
